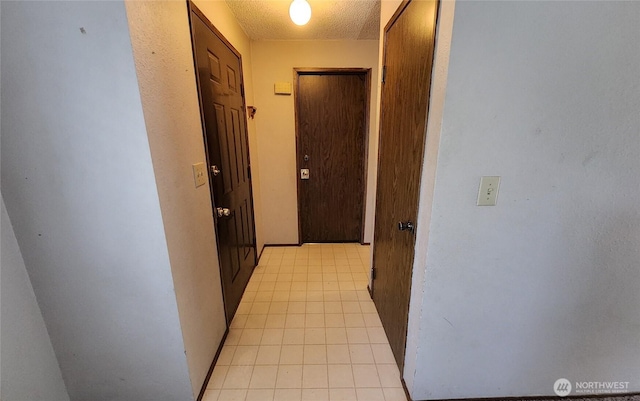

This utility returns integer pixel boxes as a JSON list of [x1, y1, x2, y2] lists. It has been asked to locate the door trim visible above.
[[187, 2, 259, 323], [369, 0, 440, 298], [384, 0, 412, 32], [189, 3, 242, 59], [371, 0, 440, 372], [293, 68, 372, 245]]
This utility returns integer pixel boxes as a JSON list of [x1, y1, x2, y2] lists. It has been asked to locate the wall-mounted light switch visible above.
[[192, 163, 207, 188], [477, 176, 500, 206]]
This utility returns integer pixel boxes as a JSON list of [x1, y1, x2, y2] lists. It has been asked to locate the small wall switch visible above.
[[274, 82, 292, 95], [192, 162, 207, 188], [477, 176, 500, 206]]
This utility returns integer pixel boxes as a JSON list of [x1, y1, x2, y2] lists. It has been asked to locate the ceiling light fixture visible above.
[[289, 0, 311, 26]]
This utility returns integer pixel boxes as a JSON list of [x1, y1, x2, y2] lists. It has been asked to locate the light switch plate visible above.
[[477, 176, 500, 206], [192, 163, 207, 188]]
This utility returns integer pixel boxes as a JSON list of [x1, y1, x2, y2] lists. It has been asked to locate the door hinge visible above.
[[241, 83, 245, 97], [371, 267, 376, 280], [247, 165, 251, 179], [381, 66, 387, 84]]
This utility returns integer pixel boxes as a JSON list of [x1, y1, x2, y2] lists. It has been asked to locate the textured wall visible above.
[[404, 0, 455, 393], [0, 2, 193, 400], [251, 40, 380, 245], [408, 1, 640, 399], [124, 1, 231, 397], [1, 198, 70, 401]]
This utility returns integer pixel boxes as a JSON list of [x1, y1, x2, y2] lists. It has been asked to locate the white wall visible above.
[[124, 2, 226, 396], [404, 0, 455, 394], [125, 2, 264, 395], [407, 1, 640, 399], [1, 198, 70, 401], [0, 2, 193, 400], [251, 40, 380, 244]]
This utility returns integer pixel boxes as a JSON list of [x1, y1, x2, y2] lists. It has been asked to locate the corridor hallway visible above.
[[203, 243, 407, 401]]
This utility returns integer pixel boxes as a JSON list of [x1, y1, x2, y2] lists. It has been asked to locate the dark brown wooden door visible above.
[[296, 72, 368, 243], [190, 6, 256, 323], [372, 0, 439, 371]]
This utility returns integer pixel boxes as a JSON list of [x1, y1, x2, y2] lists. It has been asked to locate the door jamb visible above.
[[293, 68, 372, 245], [371, 0, 441, 372], [369, 0, 417, 298], [187, 1, 259, 318]]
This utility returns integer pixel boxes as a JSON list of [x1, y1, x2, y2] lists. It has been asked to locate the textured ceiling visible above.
[[225, 0, 381, 40]]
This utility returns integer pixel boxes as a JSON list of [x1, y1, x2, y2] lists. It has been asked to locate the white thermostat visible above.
[[274, 82, 292, 95]]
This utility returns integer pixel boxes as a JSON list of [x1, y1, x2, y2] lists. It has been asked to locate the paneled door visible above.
[[190, 5, 257, 323], [296, 70, 369, 243], [371, 0, 439, 371]]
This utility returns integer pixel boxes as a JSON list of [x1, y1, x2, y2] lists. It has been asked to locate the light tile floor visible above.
[[203, 243, 407, 401]]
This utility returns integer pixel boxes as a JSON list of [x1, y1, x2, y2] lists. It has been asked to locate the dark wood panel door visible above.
[[296, 72, 368, 243], [372, 0, 439, 371], [190, 6, 256, 323]]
